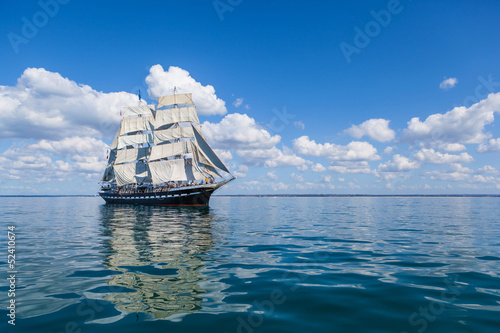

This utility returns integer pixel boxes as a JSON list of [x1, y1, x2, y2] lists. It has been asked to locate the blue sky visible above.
[[1, 0, 500, 195]]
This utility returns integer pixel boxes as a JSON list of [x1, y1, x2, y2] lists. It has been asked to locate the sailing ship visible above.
[[98, 91, 234, 206]]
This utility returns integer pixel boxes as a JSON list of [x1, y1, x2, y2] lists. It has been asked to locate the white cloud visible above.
[[293, 136, 380, 161], [297, 164, 308, 172], [344, 118, 395, 142], [471, 175, 500, 184], [0, 67, 137, 140], [203, 113, 281, 150], [327, 161, 372, 174], [321, 175, 333, 183], [311, 163, 326, 172], [439, 77, 458, 90], [290, 173, 304, 182], [266, 171, 278, 180], [401, 92, 500, 145], [423, 170, 470, 182], [2, 136, 108, 175], [238, 146, 308, 169], [214, 149, 233, 163], [378, 154, 420, 172], [294, 121, 305, 130], [383, 146, 394, 155], [414, 148, 474, 164], [233, 98, 244, 108], [145, 65, 226, 115], [272, 182, 289, 191], [477, 138, 500, 153], [233, 171, 247, 178], [477, 165, 499, 174], [435, 143, 467, 152], [449, 163, 473, 173]]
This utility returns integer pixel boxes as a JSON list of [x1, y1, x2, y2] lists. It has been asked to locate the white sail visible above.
[[115, 147, 150, 165], [153, 126, 199, 144], [149, 141, 191, 161], [114, 163, 137, 186], [119, 116, 154, 135], [154, 106, 200, 129], [191, 126, 229, 173], [117, 133, 154, 149], [157, 93, 194, 109], [149, 159, 190, 183], [122, 105, 154, 118]]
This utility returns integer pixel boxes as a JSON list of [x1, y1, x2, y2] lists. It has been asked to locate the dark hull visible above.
[[99, 185, 216, 206]]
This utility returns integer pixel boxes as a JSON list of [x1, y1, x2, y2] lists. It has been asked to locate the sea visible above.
[[1, 196, 499, 333]]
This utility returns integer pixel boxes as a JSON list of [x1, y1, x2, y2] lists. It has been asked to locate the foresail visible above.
[[157, 93, 194, 109], [154, 107, 200, 129], [191, 125, 229, 173]]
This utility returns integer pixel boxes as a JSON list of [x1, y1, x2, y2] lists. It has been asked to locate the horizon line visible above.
[[1, 194, 499, 198]]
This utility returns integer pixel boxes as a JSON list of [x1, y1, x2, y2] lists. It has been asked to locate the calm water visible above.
[[1, 196, 499, 333]]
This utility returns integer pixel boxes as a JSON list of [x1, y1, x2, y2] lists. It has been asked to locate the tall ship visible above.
[[99, 91, 234, 206]]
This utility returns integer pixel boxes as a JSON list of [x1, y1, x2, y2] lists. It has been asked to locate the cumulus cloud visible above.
[[439, 77, 458, 90], [0, 68, 137, 140], [327, 161, 372, 174], [293, 136, 380, 161], [378, 154, 420, 172], [290, 173, 304, 182], [146, 65, 226, 115], [233, 98, 244, 108], [294, 121, 305, 130], [213, 149, 233, 164], [202, 113, 281, 150], [435, 143, 467, 152], [477, 165, 499, 174], [237, 146, 308, 169], [477, 138, 500, 153], [311, 163, 326, 172], [424, 170, 470, 182], [0, 136, 108, 184], [414, 148, 474, 164], [266, 171, 278, 180], [400, 92, 500, 145], [344, 118, 395, 142]]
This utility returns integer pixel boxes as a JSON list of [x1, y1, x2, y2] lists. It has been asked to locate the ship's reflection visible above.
[[99, 205, 215, 320]]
